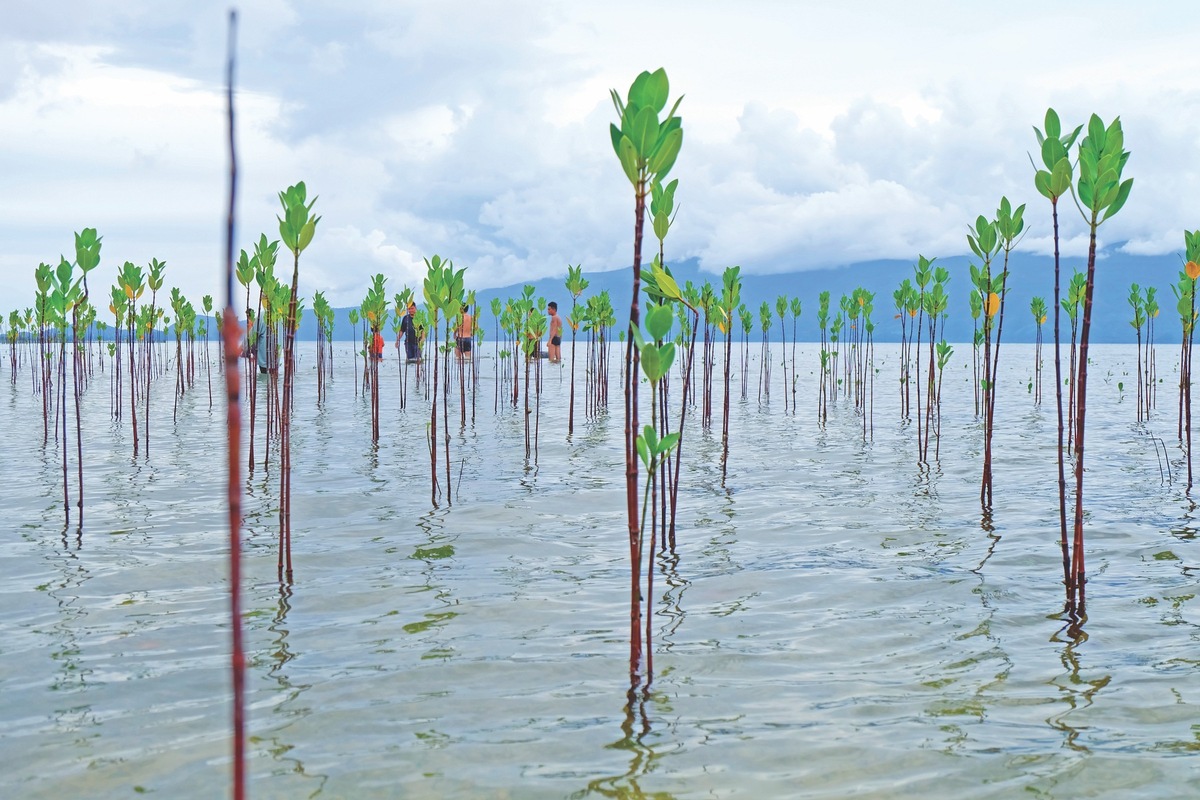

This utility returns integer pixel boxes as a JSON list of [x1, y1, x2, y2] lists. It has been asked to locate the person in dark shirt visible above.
[[396, 302, 421, 362]]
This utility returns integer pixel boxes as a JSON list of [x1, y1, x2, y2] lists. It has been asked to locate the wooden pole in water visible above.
[[222, 11, 247, 799]]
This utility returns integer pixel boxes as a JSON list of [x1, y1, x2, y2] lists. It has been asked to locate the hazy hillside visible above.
[[307, 251, 1184, 345]]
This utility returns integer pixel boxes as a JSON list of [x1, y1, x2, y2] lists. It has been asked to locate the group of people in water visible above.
[[376, 300, 564, 364], [251, 299, 564, 372]]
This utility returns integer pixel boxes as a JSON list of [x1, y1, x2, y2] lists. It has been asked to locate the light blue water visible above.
[[1, 343, 1197, 798]]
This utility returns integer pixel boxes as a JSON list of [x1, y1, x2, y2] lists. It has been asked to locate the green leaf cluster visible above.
[[422, 254, 466, 336], [1076, 114, 1133, 223], [361, 274, 390, 333], [74, 228, 101, 278], [277, 182, 320, 257], [635, 424, 680, 471], [610, 68, 683, 189], [312, 291, 335, 338], [1033, 108, 1082, 201], [633, 303, 676, 383], [1127, 284, 1146, 330], [1031, 296, 1048, 326], [650, 179, 679, 245], [1062, 271, 1088, 323], [565, 264, 589, 300]]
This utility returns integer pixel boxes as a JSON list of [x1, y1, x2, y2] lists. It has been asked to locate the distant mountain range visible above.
[[298, 251, 1186, 345]]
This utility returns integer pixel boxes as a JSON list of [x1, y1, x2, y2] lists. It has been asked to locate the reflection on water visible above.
[[45, 538, 96, 753], [2, 343, 1199, 798], [572, 687, 677, 800], [256, 580, 329, 797], [1046, 619, 1109, 754]]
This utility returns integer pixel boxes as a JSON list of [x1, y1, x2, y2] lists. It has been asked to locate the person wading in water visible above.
[[455, 303, 473, 361]]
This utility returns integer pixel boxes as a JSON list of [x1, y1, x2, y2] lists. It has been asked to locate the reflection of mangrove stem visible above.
[[1047, 621, 1107, 753]]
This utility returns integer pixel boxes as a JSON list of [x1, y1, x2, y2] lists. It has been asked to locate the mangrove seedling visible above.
[[609, 67, 683, 686], [277, 181, 320, 582], [1064, 113, 1133, 614]]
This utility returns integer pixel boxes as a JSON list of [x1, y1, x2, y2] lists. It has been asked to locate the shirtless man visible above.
[[455, 303, 474, 360], [547, 301, 563, 363]]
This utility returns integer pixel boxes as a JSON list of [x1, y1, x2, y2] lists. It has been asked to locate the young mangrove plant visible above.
[[1031, 296, 1047, 404], [312, 291, 331, 405], [719, 267, 741, 482], [108, 286, 125, 420], [117, 261, 146, 457], [860, 289, 876, 440], [251, 235, 280, 468], [1064, 113, 1133, 614], [1176, 235, 1200, 487], [757, 301, 771, 403], [895, 279, 917, 419], [969, 197, 1025, 508], [776, 295, 790, 413], [645, 178, 680, 524], [48, 257, 81, 526], [277, 181, 320, 582], [362, 274, 389, 443], [789, 296, 802, 412], [72, 229, 100, 523], [1063, 270, 1086, 447], [169, 287, 190, 421], [738, 303, 752, 402], [965, 291, 981, 415], [1144, 286, 1159, 417], [911, 258, 933, 459], [202, 294, 214, 408], [422, 255, 464, 504], [933, 340, 953, 457], [566, 265, 589, 436], [631, 303, 679, 684], [609, 66, 683, 685], [1033, 107, 1082, 607], [643, 262, 698, 550], [919, 266, 947, 460], [817, 291, 831, 422], [143, 258, 166, 456], [1128, 284, 1146, 420]]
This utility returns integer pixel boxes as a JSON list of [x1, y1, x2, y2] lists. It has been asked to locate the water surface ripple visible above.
[[1, 343, 1197, 798]]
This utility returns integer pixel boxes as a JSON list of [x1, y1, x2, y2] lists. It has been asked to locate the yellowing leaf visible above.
[[1187, 261, 1200, 280], [985, 292, 1001, 318]]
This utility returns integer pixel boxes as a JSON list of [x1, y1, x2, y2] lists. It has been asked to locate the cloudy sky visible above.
[[3, 0, 1199, 312]]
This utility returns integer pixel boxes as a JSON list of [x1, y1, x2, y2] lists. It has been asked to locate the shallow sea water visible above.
[[1, 342, 1197, 799]]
